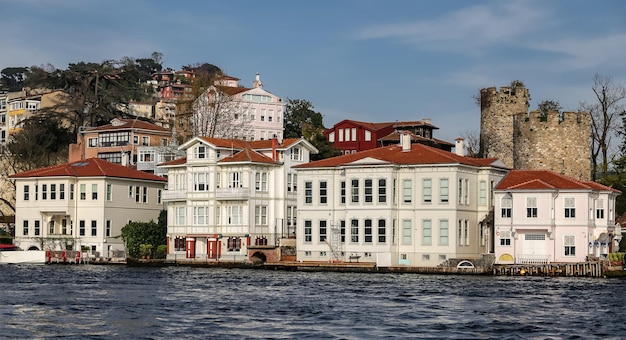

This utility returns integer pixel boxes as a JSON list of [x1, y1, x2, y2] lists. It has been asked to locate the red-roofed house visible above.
[[493, 170, 621, 264], [10, 158, 167, 257], [293, 135, 509, 267], [159, 136, 318, 262], [325, 118, 453, 154], [68, 118, 176, 173]]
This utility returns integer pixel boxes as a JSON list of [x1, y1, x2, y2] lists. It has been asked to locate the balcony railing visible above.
[[516, 254, 551, 264], [216, 187, 250, 200], [162, 190, 186, 201]]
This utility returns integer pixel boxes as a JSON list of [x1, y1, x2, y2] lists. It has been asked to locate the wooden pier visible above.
[[493, 262, 605, 277]]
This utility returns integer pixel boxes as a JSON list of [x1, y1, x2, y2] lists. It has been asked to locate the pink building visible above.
[[494, 170, 621, 264]]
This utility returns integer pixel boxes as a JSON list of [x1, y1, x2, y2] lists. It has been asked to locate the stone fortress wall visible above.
[[480, 85, 591, 181]]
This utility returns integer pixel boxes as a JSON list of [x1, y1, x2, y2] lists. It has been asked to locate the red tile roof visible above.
[[377, 131, 454, 146], [86, 118, 169, 132], [294, 143, 501, 168], [10, 158, 167, 182], [339, 120, 395, 131], [248, 138, 301, 149], [219, 147, 278, 164], [159, 157, 187, 167], [496, 170, 621, 193], [216, 85, 249, 96]]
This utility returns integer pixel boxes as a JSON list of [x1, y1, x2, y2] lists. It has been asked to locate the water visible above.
[[0, 265, 625, 339]]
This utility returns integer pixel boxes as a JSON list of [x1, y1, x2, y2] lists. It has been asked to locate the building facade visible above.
[[159, 136, 317, 262], [325, 119, 453, 155], [68, 118, 174, 168], [190, 74, 285, 142], [493, 170, 620, 264], [294, 135, 508, 267], [10, 158, 167, 257]]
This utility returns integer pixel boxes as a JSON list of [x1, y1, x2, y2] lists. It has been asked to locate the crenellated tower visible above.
[[513, 110, 591, 180], [479, 85, 591, 180], [479, 85, 530, 168]]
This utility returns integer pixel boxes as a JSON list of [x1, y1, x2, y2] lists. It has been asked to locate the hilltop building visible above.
[[325, 119, 453, 155], [493, 170, 620, 264], [293, 134, 508, 267], [10, 158, 167, 258], [68, 118, 178, 176], [159, 136, 318, 262]]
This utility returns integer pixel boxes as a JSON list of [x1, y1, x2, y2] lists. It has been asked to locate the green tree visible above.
[[120, 216, 167, 259], [0, 67, 28, 91], [7, 117, 73, 171], [284, 98, 341, 160], [25, 54, 164, 137]]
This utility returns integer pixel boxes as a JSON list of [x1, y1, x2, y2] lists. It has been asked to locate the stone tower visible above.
[[479, 85, 530, 168], [513, 110, 591, 181], [479, 85, 592, 181]]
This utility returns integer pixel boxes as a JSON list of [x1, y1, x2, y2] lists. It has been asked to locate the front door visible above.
[[186, 239, 196, 259]]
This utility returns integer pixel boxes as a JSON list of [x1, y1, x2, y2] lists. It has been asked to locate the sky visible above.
[[1, 0, 625, 143]]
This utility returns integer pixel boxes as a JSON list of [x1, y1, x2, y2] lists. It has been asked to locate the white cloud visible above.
[[353, 2, 550, 51], [530, 33, 626, 70]]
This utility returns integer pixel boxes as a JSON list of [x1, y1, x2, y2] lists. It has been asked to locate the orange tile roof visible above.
[[87, 118, 169, 132], [219, 147, 278, 164], [158, 157, 187, 167], [248, 138, 301, 149], [377, 130, 453, 145], [496, 170, 621, 192], [10, 158, 167, 182], [339, 120, 395, 131], [294, 143, 501, 168], [216, 85, 249, 96]]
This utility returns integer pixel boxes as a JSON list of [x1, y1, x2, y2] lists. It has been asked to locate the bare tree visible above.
[[580, 74, 626, 180], [460, 131, 481, 157], [191, 87, 252, 139]]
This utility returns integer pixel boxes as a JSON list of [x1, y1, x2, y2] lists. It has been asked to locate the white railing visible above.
[[162, 190, 186, 200], [516, 254, 551, 264], [216, 187, 250, 200]]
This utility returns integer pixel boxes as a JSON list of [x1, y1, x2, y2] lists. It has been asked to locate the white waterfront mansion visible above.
[[159, 136, 318, 262], [293, 135, 509, 267], [493, 170, 621, 264], [11, 158, 167, 257]]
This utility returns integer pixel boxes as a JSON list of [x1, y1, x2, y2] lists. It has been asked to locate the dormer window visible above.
[[195, 145, 206, 159], [291, 147, 301, 161]]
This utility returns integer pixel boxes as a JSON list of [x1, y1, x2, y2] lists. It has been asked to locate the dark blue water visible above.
[[0, 265, 624, 339]]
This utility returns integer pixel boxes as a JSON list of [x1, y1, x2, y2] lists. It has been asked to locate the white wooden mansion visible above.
[[493, 170, 621, 264], [11, 158, 167, 257], [159, 136, 317, 262], [293, 135, 509, 267]]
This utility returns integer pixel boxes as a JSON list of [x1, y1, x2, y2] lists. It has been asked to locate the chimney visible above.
[[455, 138, 465, 156], [253, 73, 263, 88], [271, 137, 277, 161], [401, 131, 411, 152], [422, 118, 431, 124]]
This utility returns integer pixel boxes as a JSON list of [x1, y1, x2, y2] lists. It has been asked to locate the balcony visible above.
[[216, 187, 250, 200], [162, 190, 186, 201]]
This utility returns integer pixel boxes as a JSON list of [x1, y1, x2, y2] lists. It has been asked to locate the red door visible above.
[[186, 239, 196, 259], [207, 238, 218, 259]]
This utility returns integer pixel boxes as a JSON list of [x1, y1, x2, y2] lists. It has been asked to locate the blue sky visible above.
[[1, 0, 625, 143]]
